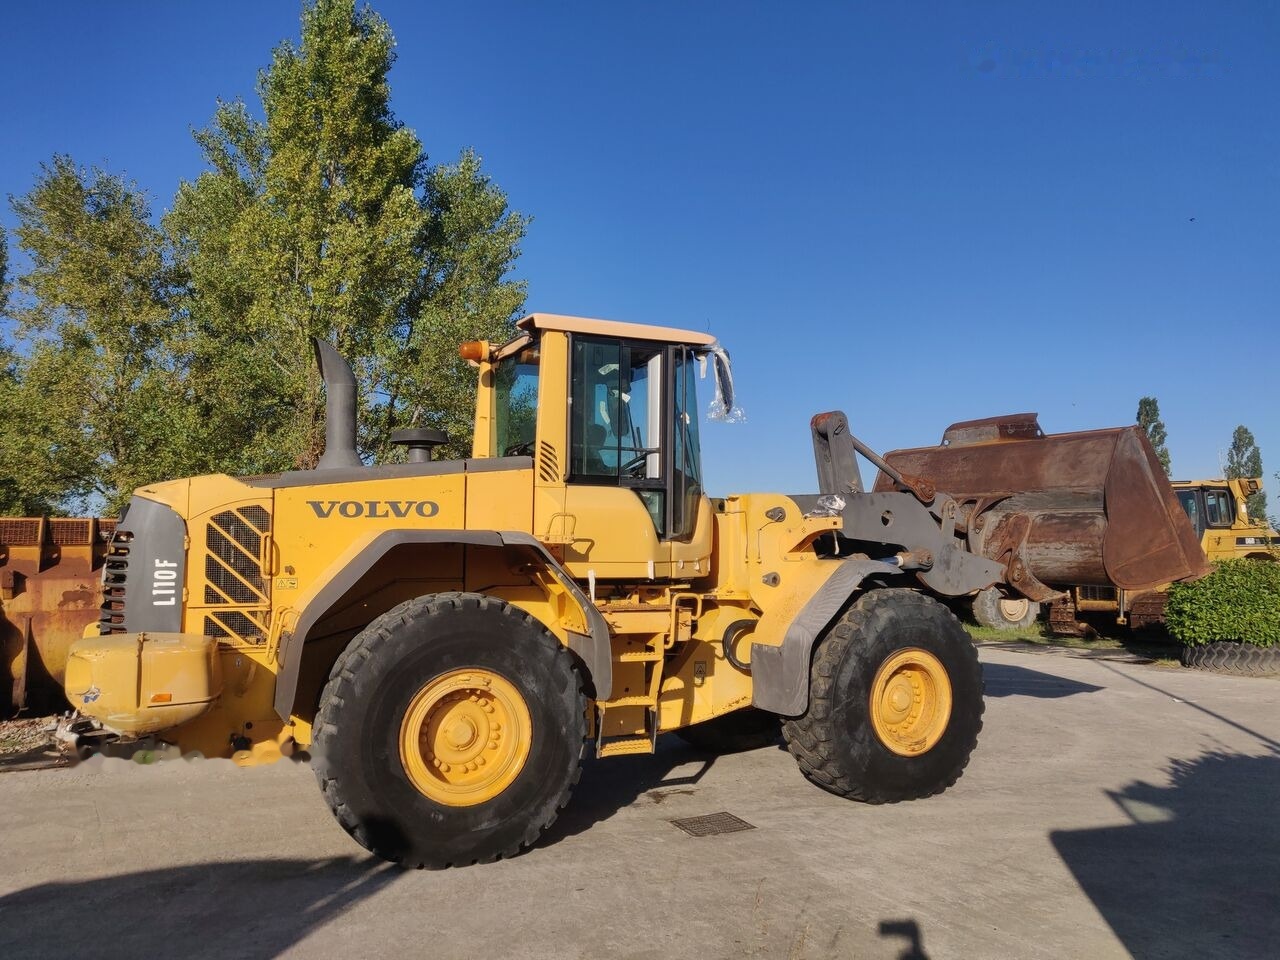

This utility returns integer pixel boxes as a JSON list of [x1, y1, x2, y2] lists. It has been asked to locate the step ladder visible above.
[[595, 630, 665, 758]]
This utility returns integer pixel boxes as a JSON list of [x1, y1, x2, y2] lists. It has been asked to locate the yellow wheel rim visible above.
[[398, 669, 532, 806], [998, 598, 1030, 623], [869, 648, 953, 757]]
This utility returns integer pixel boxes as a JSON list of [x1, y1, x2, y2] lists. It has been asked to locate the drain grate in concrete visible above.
[[669, 811, 756, 837]]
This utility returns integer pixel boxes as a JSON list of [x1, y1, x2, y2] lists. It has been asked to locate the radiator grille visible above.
[[202, 507, 271, 644], [205, 610, 271, 642]]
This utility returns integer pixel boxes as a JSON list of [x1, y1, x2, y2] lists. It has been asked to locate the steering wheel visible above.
[[503, 440, 535, 457], [619, 448, 658, 478]]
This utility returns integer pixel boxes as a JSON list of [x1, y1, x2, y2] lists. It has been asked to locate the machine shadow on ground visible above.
[[0, 856, 399, 960], [1052, 749, 1280, 960], [547, 660, 1103, 844], [980, 660, 1105, 699], [538, 739, 722, 845]]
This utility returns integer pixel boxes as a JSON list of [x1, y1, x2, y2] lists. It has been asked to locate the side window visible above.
[[494, 353, 539, 457], [1204, 489, 1233, 528], [670, 347, 704, 541], [1177, 490, 1203, 538]]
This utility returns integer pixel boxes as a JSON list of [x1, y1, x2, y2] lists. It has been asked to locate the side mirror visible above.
[[713, 354, 733, 414]]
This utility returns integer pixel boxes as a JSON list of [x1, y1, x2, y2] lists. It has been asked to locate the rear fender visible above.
[[272, 530, 611, 720]]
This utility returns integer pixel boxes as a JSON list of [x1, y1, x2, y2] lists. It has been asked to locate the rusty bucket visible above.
[[874, 414, 1207, 602]]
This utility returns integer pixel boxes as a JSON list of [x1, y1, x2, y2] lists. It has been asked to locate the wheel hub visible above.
[[399, 669, 532, 806], [869, 648, 953, 757], [998, 598, 1030, 623]]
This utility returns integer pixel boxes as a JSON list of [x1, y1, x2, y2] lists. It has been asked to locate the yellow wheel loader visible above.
[[66, 313, 1020, 867]]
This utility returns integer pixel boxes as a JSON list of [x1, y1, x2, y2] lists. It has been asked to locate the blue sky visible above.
[[2, 2, 1276, 498]]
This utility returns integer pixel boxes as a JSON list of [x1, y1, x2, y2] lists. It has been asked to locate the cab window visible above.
[[494, 347, 539, 457], [670, 346, 703, 542], [570, 339, 662, 479], [1177, 489, 1204, 539], [1204, 489, 1234, 528]]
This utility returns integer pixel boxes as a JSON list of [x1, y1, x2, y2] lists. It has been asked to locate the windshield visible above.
[[494, 348, 539, 457]]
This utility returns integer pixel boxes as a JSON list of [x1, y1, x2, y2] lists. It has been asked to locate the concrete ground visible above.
[[1, 647, 1277, 960]]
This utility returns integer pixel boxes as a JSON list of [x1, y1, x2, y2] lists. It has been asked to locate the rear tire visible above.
[[312, 593, 586, 868], [782, 590, 983, 803], [1181, 642, 1280, 678], [675, 708, 781, 753], [972, 586, 1040, 631]]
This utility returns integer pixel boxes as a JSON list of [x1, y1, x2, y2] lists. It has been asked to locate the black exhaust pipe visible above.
[[313, 339, 362, 469]]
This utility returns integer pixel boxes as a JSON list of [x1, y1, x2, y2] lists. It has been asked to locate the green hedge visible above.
[[1166, 559, 1280, 648]]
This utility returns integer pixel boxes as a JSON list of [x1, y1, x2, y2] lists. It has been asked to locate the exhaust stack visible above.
[[314, 339, 362, 470]]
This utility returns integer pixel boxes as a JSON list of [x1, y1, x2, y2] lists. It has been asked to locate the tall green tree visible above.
[[1, 157, 193, 513], [166, 0, 527, 470], [0, 228, 47, 513], [1136, 396, 1172, 476], [1225, 425, 1266, 523]]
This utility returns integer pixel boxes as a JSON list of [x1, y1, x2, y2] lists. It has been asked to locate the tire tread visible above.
[[1181, 641, 1280, 678]]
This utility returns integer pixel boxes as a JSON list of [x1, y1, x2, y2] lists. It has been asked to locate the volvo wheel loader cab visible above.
[[66, 313, 1001, 868]]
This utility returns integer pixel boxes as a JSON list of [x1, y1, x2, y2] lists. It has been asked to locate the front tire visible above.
[[312, 593, 587, 868], [782, 590, 983, 803]]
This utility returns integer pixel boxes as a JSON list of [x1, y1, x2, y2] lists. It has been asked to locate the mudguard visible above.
[[750, 558, 902, 716], [272, 530, 612, 720]]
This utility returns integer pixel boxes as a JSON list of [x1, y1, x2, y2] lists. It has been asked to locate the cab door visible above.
[[559, 337, 672, 580]]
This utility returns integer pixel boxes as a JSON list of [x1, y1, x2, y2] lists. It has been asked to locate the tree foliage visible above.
[[1, 0, 528, 512], [1, 157, 192, 514], [1225, 425, 1266, 524], [1136, 396, 1171, 476], [166, 0, 526, 471]]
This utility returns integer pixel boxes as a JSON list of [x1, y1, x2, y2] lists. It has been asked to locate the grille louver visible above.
[[203, 507, 272, 644], [100, 532, 132, 634], [538, 441, 560, 483]]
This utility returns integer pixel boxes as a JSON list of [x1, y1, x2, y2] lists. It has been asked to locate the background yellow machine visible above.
[[65, 314, 1104, 867], [1171, 477, 1278, 563]]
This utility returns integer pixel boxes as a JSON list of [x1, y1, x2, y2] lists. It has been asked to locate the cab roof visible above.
[[516, 313, 718, 348]]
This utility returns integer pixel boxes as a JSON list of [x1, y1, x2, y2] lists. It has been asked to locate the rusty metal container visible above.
[[1, 517, 114, 714], [873, 414, 1207, 602]]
